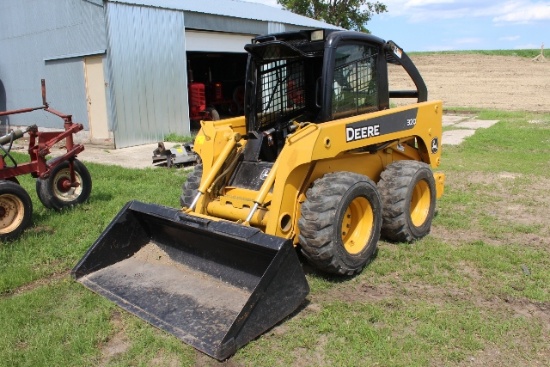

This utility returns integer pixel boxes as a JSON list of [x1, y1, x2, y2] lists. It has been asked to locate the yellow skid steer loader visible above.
[[73, 29, 445, 360]]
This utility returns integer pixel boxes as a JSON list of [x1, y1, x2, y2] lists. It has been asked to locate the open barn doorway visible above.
[[186, 52, 248, 129]]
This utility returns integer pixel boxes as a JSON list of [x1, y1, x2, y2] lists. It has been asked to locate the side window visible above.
[[332, 44, 379, 118]]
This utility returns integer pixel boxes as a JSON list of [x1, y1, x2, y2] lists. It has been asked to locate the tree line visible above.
[[277, 0, 388, 33]]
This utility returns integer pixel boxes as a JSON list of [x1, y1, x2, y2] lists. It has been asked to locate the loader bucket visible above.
[[72, 201, 309, 360]]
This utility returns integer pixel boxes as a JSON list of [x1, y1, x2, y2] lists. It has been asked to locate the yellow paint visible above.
[[188, 101, 445, 242]]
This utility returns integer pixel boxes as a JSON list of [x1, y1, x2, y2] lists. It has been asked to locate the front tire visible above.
[[298, 172, 382, 275], [378, 161, 436, 242], [36, 159, 92, 211], [0, 181, 33, 241], [180, 164, 203, 207]]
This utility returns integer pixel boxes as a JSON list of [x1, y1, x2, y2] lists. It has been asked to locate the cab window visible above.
[[332, 44, 379, 118]]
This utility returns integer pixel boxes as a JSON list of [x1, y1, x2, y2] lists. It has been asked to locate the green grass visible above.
[[0, 161, 188, 294], [239, 298, 540, 367], [442, 110, 550, 174], [163, 132, 195, 143], [1, 109, 550, 366], [1, 280, 113, 367]]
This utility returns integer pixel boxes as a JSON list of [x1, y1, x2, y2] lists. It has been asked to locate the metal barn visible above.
[[0, 0, 337, 148]]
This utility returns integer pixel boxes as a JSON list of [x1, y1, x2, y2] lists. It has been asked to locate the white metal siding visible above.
[[185, 31, 253, 53], [268, 22, 286, 34], [106, 2, 189, 148]]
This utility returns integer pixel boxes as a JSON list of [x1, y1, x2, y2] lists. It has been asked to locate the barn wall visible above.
[[105, 2, 189, 148], [0, 0, 106, 130]]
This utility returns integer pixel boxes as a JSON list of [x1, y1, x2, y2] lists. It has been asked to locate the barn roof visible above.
[[108, 0, 341, 29]]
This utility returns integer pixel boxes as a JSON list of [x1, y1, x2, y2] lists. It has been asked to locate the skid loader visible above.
[[73, 29, 445, 360]]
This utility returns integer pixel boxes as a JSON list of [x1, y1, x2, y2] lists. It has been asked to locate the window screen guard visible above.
[[254, 59, 306, 131], [332, 45, 379, 118]]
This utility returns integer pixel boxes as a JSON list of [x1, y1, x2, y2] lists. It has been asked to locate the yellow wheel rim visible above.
[[0, 194, 25, 234], [341, 197, 374, 255], [410, 180, 431, 227]]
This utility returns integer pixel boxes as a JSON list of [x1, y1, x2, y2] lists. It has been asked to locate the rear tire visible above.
[[378, 161, 436, 242], [180, 164, 203, 207], [36, 159, 92, 211], [0, 181, 33, 241], [298, 172, 382, 275]]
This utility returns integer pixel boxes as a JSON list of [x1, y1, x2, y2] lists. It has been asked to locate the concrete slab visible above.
[[49, 142, 184, 169], [442, 116, 499, 145], [443, 129, 476, 145], [456, 119, 499, 129], [442, 115, 469, 127], [74, 143, 161, 169]]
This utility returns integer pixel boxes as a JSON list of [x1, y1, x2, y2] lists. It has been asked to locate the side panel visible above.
[[310, 101, 442, 167], [266, 101, 443, 237], [106, 3, 189, 148], [192, 116, 247, 169]]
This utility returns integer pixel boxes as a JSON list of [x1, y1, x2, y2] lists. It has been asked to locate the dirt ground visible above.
[[390, 54, 550, 112]]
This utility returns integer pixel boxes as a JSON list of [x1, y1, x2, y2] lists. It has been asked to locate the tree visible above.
[[277, 0, 387, 33]]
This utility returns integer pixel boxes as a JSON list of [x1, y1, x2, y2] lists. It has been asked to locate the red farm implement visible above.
[[0, 80, 92, 241]]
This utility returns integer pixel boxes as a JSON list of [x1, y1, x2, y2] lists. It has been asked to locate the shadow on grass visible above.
[[297, 247, 380, 284]]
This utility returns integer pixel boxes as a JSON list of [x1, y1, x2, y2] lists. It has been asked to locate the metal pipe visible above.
[[188, 192, 202, 212], [243, 159, 279, 225], [0, 130, 25, 145], [244, 203, 259, 224], [186, 132, 241, 212], [207, 200, 269, 227]]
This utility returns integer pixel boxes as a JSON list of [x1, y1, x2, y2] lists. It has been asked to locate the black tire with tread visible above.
[[378, 160, 436, 242], [298, 172, 382, 275], [0, 180, 33, 241], [36, 159, 92, 211], [180, 164, 203, 207]]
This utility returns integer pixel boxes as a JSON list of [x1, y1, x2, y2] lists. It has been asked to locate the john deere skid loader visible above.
[[73, 29, 445, 360]]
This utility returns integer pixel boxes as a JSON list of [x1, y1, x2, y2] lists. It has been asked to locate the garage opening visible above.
[[186, 52, 248, 129]]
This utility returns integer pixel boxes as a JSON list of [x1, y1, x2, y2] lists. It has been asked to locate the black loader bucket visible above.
[[72, 201, 309, 360]]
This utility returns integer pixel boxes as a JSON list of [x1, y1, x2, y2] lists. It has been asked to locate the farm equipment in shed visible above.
[[188, 80, 220, 122], [73, 29, 445, 360], [0, 80, 92, 241], [187, 60, 246, 124]]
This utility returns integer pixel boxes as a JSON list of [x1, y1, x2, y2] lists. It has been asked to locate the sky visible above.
[[241, 0, 550, 52]]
